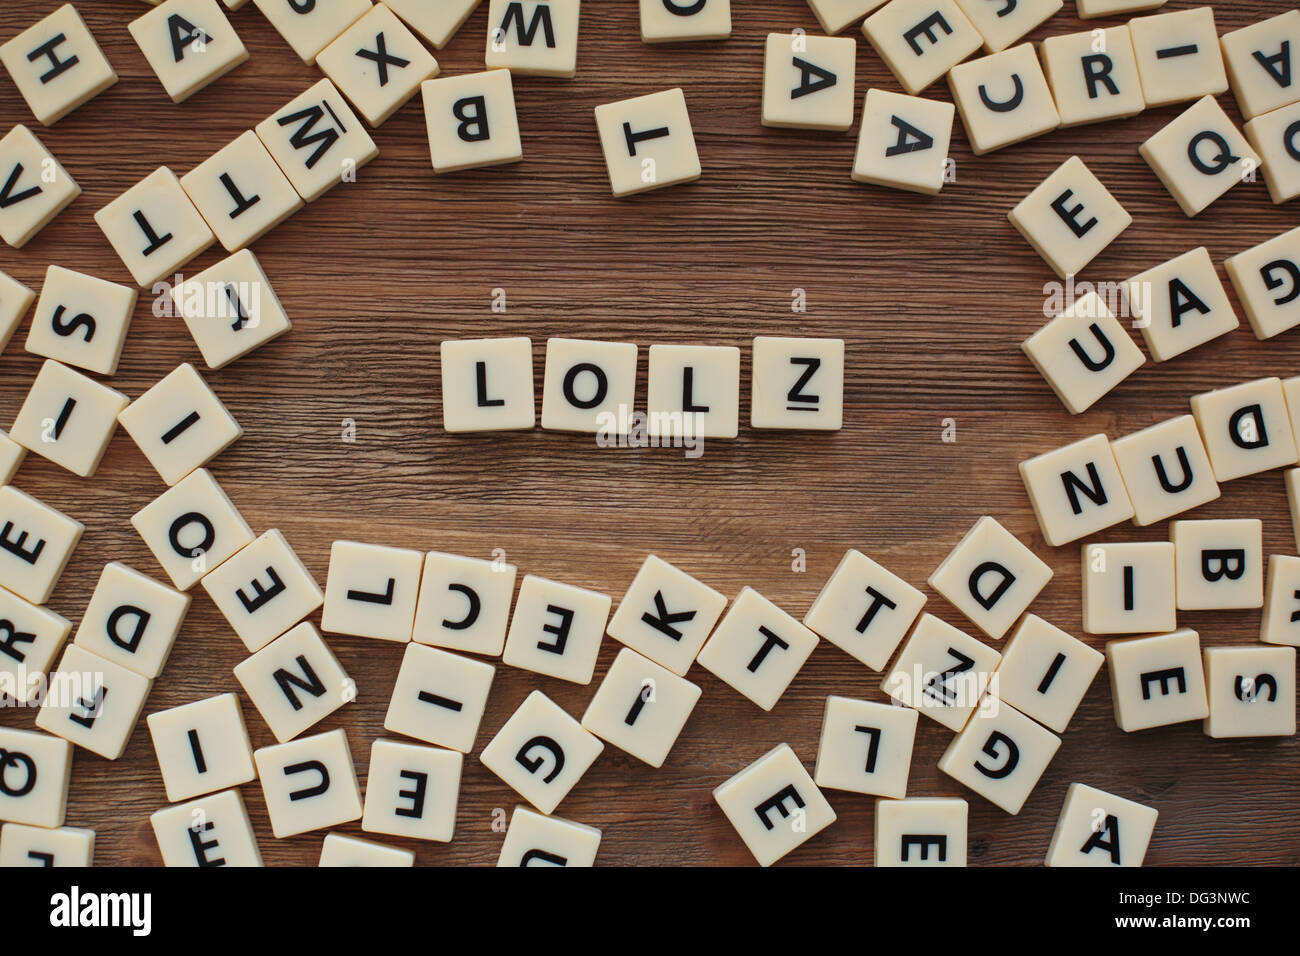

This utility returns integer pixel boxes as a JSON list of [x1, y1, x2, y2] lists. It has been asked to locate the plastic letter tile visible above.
[[74, 562, 191, 678], [318, 3, 440, 126], [1022, 291, 1144, 414], [1220, 10, 1300, 120], [1224, 226, 1300, 340], [640, 0, 730, 43], [172, 249, 293, 370], [146, 692, 255, 801], [929, 515, 1052, 640], [1110, 415, 1219, 526], [862, 0, 982, 96], [948, 44, 1059, 155], [202, 529, 324, 652], [851, 88, 954, 195], [485, 0, 581, 77], [497, 805, 600, 866], [0, 484, 83, 604], [594, 88, 700, 197], [0, 4, 117, 126], [362, 738, 462, 843], [813, 695, 918, 798], [384, 642, 494, 752], [881, 613, 1000, 730], [255, 78, 378, 201], [131, 468, 254, 590], [319, 832, 414, 866], [150, 789, 262, 866], [1190, 377, 1298, 482], [1170, 518, 1263, 611], [0, 823, 93, 866], [25, 266, 136, 376], [1129, 6, 1227, 108], [322, 540, 423, 642], [94, 167, 215, 288], [1202, 645, 1295, 738], [36, 644, 153, 760], [440, 337, 535, 432], [0, 588, 70, 705], [1138, 96, 1260, 217], [1019, 433, 1134, 546], [761, 33, 857, 132], [712, 743, 836, 867], [1125, 247, 1239, 362], [502, 574, 610, 684], [412, 550, 518, 655], [1041, 26, 1145, 128], [1081, 541, 1175, 635], [251, 0, 372, 65], [696, 587, 819, 711], [646, 344, 740, 441], [128, 0, 249, 103], [421, 70, 522, 174], [1261, 552, 1300, 646], [1008, 156, 1131, 279], [117, 363, 243, 485], [180, 131, 304, 252], [803, 549, 925, 671], [1044, 782, 1156, 866], [10, 360, 128, 478], [874, 797, 967, 866], [0, 126, 80, 247], [580, 648, 701, 767], [954, 0, 1059, 55], [253, 728, 363, 838], [607, 554, 727, 676], [1245, 101, 1300, 205], [540, 337, 638, 434], [1105, 628, 1208, 731], [938, 697, 1060, 814], [0, 727, 72, 827], [233, 621, 351, 742], [995, 613, 1102, 733], [385, 0, 482, 49], [751, 336, 844, 430]]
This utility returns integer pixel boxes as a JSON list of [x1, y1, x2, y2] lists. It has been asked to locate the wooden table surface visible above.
[[1, 0, 1297, 867]]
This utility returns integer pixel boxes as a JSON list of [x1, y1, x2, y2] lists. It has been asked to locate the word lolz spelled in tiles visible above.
[[441, 336, 844, 436]]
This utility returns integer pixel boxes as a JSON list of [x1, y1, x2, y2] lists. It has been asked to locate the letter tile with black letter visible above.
[[1139, 96, 1260, 217], [1021, 291, 1144, 414], [606, 553, 727, 676], [1044, 782, 1156, 867], [948, 43, 1059, 155], [1202, 645, 1295, 738], [502, 574, 611, 683], [1019, 433, 1134, 546], [117, 363, 243, 486], [1224, 226, 1300, 339], [1081, 541, 1176, 635], [1125, 247, 1239, 362], [713, 743, 836, 867], [929, 515, 1053, 640], [1008, 156, 1131, 279], [94, 168, 215, 288], [937, 697, 1060, 814], [1106, 628, 1208, 731], [0, 484, 83, 604], [1129, 6, 1226, 108], [147, 693, 256, 802], [255, 78, 378, 201], [862, 0, 981, 95], [995, 614, 1102, 733], [254, 728, 363, 839], [412, 550, 518, 655], [131, 468, 253, 590], [421, 70, 522, 173], [497, 805, 600, 866], [73, 562, 191, 678], [128, 0, 249, 103], [803, 549, 926, 671], [1110, 415, 1220, 525], [322, 540, 423, 642], [1190, 377, 1297, 482], [1041, 26, 1145, 128], [150, 788, 262, 866], [1170, 518, 1263, 611], [479, 690, 603, 814], [851, 88, 954, 195], [594, 88, 700, 197], [234, 621, 351, 742], [0, 4, 117, 126], [9, 360, 129, 478], [0, 126, 80, 248], [697, 587, 819, 711], [362, 738, 462, 843], [875, 797, 967, 866], [581, 648, 701, 767], [384, 643, 495, 752], [202, 529, 324, 652]]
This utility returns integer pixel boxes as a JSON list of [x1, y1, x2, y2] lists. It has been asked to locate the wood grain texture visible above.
[[1, 0, 1298, 867]]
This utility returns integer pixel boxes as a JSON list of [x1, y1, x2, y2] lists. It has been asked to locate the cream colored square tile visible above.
[[319, 3, 440, 125], [10, 360, 128, 478], [502, 574, 610, 684], [646, 344, 740, 441], [1111, 415, 1219, 526], [929, 515, 1052, 640], [807, 0, 887, 36], [479, 689, 603, 814], [1139, 96, 1260, 217], [202, 529, 323, 652], [881, 612, 1000, 730], [384, 643, 494, 752], [938, 697, 1060, 814], [180, 131, 304, 252], [94, 167, 215, 287], [607, 554, 726, 676], [25, 265, 136, 376], [804, 549, 925, 671], [421, 70, 522, 173], [497, 805, 600, 866], [761, 33, 857, 131], [319, 832, 413, 866], [595, 88, 700, 196], [1245, 101, 1300, 204], [412, 550, 517, 655], [1224, 226, 1300, 340], [697, 586, 819, 711], [1044, 782, 1156, 866], [0, 823, 93, 866], [1125, 247, 1239, 361], [1081, 541, 1175, 635], [954, 0, 1059, 54], [0, 430, 23, 486], [128, 0, 249, 103], [1019, 432, 1134, 546], [131, 468, 253, 590], [440, 337, 535, 432], [234, 622, 351, 742], [948, 43, 1058, 155], [117, 363, 242, 486], [813, 695, 917, 798], [0, 588, 70, 705], [1022, 291, 1144, 414], [252, 0, 372, 64], [640, 0, 729, 42], [1129, 6, 1227, 108], [150, 788, 262, 866], [254, 728, 363, 838], [1008, 156, 1131, 279], [0, 727, 72, 827], [713, 743, 835, 867], [386, 0, 481, 49], [751, 336, 844, 430], [0, 125, 80, 248], [0, 485, 82, 604], [172, 249, 293, 370], [0, 4, 117, 126], [1203, 645, 1295, 739], [1261, 552, 1300, 646], [1041, 26, 1145, 128], [1190, 377, 1297, 482], [74, 562, 190, 679], [581, 648, 701, 767], [255, 78, 378, 201], [851, 88, 954, 195], [1221, 10, 1300, 121], [322, 540, 422, 641], [1105, 628, 1207, 731], [1170, 518, 1263, 611], [874, 797, 966, 866], [36, 644, 153, 760], [0, 269, 35, 353], [146, 692, 255, 802], [1076, 0, 1163, 16], [362, 738, 462, 843], [995, 613, 1102, 733], [485, 0, 580, 76], [540, 337, 638, 434], [862, 0, 982, 95]]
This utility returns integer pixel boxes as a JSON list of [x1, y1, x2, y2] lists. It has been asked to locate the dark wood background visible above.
[[1, 0, 1297, 867]]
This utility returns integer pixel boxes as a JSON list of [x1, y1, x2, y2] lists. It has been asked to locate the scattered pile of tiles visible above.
[[0, 0, 1297, 868]]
